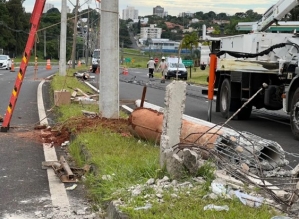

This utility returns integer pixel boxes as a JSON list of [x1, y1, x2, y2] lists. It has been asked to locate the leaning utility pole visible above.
[[71, 0, 79, 69], [100, 0, 119, 118], [59, 0, 67, 76]]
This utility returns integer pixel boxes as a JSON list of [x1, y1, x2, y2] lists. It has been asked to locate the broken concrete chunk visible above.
[[183, 149, 199, 175], [291, 163, 299, 176], [166, 153, 184, 179], [241, 163, 249, 173], [146, 178, 155, 185]]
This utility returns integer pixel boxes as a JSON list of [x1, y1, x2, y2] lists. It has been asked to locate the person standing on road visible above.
[[158, 56, 168, 83], [147, 57, 155, 78]]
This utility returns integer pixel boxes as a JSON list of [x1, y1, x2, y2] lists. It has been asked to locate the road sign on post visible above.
[[125, 58, 131, 63], [182, 60, 194, 67], [154, 58, 159, 63], [182, 60, 194, 79]]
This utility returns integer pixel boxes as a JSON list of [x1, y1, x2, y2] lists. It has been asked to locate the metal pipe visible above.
[[140, 85, 147, 108]]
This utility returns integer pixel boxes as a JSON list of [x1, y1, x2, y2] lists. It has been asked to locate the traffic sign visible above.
[[182, 60, 194, 67], [154, 58, 159, 63], [125, 58, 131, 63]]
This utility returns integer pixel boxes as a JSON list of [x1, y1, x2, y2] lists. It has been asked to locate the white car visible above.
[[0, 55, 12, 70]]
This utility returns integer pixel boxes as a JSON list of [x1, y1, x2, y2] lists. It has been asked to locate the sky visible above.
[[22, 0, 274, 17]]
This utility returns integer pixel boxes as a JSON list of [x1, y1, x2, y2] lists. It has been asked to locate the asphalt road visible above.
[[0, 66, 91, 218], [0, 66, 56, 218]]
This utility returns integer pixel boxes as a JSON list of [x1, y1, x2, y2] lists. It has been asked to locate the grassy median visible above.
[[49, 61, 279, 219]]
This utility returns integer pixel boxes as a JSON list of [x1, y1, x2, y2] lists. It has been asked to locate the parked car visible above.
[[0, 55, 12, 70], [164, 57, 188, 80]]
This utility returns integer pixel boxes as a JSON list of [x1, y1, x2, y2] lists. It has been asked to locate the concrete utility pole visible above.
[[71, 0, 80, 69], [100, 0, 119, 118], [96, 1, 101, 49], [59, 0, 67, 76], [85, 6, 90, 66], [43, 30, 46, 59]]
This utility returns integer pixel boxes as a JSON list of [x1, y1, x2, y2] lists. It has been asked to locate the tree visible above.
[[180, 32, 199, 58], [5, 0, 30, 56], [47, 8, 60, 14], [217, 13, 228, 20], [289, 5, 299, 21]]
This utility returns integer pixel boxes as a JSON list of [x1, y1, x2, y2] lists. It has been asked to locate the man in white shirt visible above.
[[147, 57, 155, 78], [158, 56, 168, 83]]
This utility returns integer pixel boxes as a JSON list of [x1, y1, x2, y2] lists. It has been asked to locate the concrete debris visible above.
[[291, 163, 299, 176], [42, 156, 89, 183], [81, 110, 98, 117], [216, 131, 289, 171], [146, 178, 155, 185], [134, 203, 152, 211], [102, 175, 113, 181], [165, 153, 185, 179], [204, 204, 229, 211], [271, 216, 292, 219], [66, 184, 77, 191], [263, 167, 291, 177], [183, 149, 200, 175], [211, 179, 230, 196], [234, 190, 264, 208]]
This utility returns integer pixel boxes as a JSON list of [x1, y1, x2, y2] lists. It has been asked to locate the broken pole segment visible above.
[[131, 100, 288, 171], [160, 81, 187, 167]]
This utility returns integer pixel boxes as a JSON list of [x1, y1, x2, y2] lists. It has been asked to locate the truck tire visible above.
[[220, 79, 252, 120], [290, 87, 299, 140], [220, 79, 231, 119]]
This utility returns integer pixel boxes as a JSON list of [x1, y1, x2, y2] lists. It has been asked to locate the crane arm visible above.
[[253, 0, 299, 32]]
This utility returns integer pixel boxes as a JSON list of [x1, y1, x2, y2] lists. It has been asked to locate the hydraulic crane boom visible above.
[[253, 0, 299, 32]]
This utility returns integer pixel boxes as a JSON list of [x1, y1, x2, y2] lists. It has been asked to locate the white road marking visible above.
[[37, 80, 71, 213]]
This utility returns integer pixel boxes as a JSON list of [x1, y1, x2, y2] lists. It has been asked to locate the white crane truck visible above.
[[203, 0, 299, 139]]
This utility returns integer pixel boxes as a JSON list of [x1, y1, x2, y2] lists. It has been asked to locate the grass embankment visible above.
[[49, 65, 279, 219]]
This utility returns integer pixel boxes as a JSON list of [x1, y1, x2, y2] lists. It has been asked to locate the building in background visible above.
[[140, 24, 162, 39], [153, 5, 166, 18], [43, 3, 54, 13], [122, 6, 138, 20], [133, 17, 149, 24], [178, 12, 194, 17]]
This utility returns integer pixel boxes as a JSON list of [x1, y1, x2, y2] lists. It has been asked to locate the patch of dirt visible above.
[[12, 116, 131, 146]]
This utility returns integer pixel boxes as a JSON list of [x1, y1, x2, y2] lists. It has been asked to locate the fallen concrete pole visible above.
[[128, 108, 220, 148], [130, 100, 289, 171]]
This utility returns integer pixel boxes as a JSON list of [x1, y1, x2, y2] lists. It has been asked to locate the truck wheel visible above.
[[290, 87, 299, 140], [220, 79, 231, 119]]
